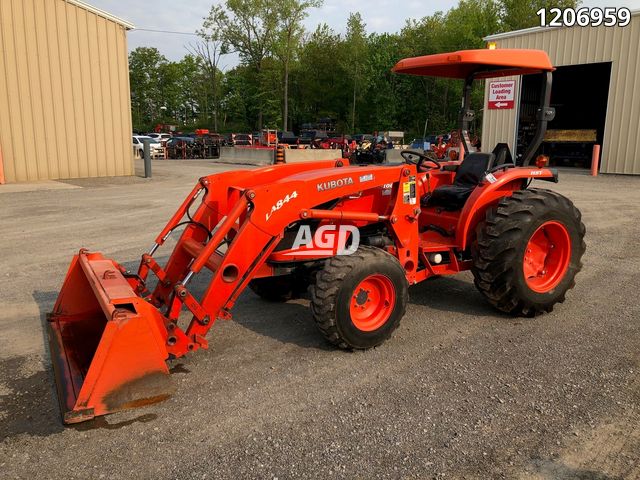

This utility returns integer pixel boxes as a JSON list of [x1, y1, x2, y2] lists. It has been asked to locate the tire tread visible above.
[[472, 188, 586, 316], [309, 246, 407, 349]]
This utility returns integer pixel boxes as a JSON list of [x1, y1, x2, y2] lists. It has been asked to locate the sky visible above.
[[90, 0, 640, 65]]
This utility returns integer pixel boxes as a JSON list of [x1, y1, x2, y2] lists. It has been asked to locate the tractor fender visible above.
[[455, 167, 558, 250]]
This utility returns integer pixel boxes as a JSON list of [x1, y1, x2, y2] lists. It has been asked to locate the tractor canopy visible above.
[[392, 49, 554, 79]]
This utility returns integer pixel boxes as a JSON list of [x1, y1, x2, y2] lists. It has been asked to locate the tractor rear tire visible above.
[[310, 246, 408, 349], [472, 188, 586, 317]]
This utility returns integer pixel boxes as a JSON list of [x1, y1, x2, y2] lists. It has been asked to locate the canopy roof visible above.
[[392, 49, 554, 79]]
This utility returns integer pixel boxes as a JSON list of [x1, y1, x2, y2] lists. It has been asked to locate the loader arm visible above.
[[139, 162, 420, 358], [48, 159, 375, 423]]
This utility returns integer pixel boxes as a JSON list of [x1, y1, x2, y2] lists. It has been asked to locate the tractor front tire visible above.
[[310, 246, 408, 349], [472, 188, 586, 317]]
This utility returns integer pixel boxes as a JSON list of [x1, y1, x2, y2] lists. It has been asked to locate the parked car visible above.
[[147, 133, 172, 146], [132, 136, 162, 158], [278, 131, 299, 145]]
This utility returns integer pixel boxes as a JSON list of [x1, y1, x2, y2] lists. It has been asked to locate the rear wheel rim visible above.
[[523, 221, 571, 293], [349, 274, 396, 331]]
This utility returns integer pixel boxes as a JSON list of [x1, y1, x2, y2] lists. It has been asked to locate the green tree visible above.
[[392, 0, 504, 137], [157, 60, 182, 124], [176, 55, 205, 125], [295, 24, 348, 127], [129, 47, 217, 131], [344, 13, 367, 133], [499, 0, 580, 31], [129, 0, 579, 137], [220, 67, 253, 131], [129, 47, 168, 130], [272, 0, 322, 131], [442, 0, 501, 49], [193, 4, 229, 131], [212, 0, 279, 128], [358, 33, 401, 132]]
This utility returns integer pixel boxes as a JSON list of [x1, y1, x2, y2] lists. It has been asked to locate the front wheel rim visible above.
[[523, 221, 572, 293], [349, 274, 396, 331]]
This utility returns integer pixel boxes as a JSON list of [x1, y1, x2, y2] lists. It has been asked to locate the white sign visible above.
[[488, 80, 515, 109]]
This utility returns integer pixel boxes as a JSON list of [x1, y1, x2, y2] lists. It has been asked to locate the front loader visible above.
[[48, 49, 586, 424]]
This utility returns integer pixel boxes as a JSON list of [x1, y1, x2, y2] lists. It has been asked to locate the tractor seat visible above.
[[423, 152, 495, 211]]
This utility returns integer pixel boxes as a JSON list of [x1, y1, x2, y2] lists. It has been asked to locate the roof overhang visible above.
[[392, 49, 554, 79], [66, 0, 135, 30]]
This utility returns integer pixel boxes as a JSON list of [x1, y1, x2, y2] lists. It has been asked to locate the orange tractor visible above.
[[48, 49, 585, 424]]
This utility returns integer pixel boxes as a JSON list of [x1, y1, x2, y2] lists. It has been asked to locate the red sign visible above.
[[488, 80, 515, 109]]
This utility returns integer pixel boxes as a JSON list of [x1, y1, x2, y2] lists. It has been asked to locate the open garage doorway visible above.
[[516, 62, 612, 168]]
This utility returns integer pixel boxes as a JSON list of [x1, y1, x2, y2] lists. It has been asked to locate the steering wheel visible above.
[[401, 150, 441, 172]]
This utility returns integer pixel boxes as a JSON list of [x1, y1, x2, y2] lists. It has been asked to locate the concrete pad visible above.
[[284, 149, 343, 163], [0, 180, 82, 194], [0, 160, 639, 479], [218, 146, 274, 166]]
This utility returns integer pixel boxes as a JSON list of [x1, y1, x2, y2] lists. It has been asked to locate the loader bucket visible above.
[[47, 251, 172, 424]]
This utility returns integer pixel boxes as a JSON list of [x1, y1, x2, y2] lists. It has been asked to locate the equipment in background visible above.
[[541, 129, 598, 168], [259, 129, 278, 147], [154, 123, 177, 133], [383, 131, 405, 147], [165, 131, 221, 159], [352, 138, 387, 164]]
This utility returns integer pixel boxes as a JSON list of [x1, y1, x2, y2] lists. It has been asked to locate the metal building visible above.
[[0, 0, 134, 183], [481, 10, 640, 174]]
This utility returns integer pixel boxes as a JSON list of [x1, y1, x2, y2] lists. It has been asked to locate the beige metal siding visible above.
[[482, 13, 640, 174], [0, 0, 133, 182]]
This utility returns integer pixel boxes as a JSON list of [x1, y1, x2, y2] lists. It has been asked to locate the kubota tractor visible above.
[[48, 49, 585, 424]]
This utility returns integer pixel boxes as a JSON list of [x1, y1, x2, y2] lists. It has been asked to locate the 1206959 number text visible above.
[[537, 7, 631, 28]]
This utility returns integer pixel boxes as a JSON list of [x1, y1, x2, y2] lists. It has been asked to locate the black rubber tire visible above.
[[472, 188, 586, 317], [249, 275, 303, 302], [309, 246, 408, 349]]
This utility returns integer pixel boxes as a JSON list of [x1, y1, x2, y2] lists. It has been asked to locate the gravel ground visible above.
[[0, 160, 638, 479]]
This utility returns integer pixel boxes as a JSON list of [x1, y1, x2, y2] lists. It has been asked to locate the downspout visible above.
[[0, 143, 5, 184]]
